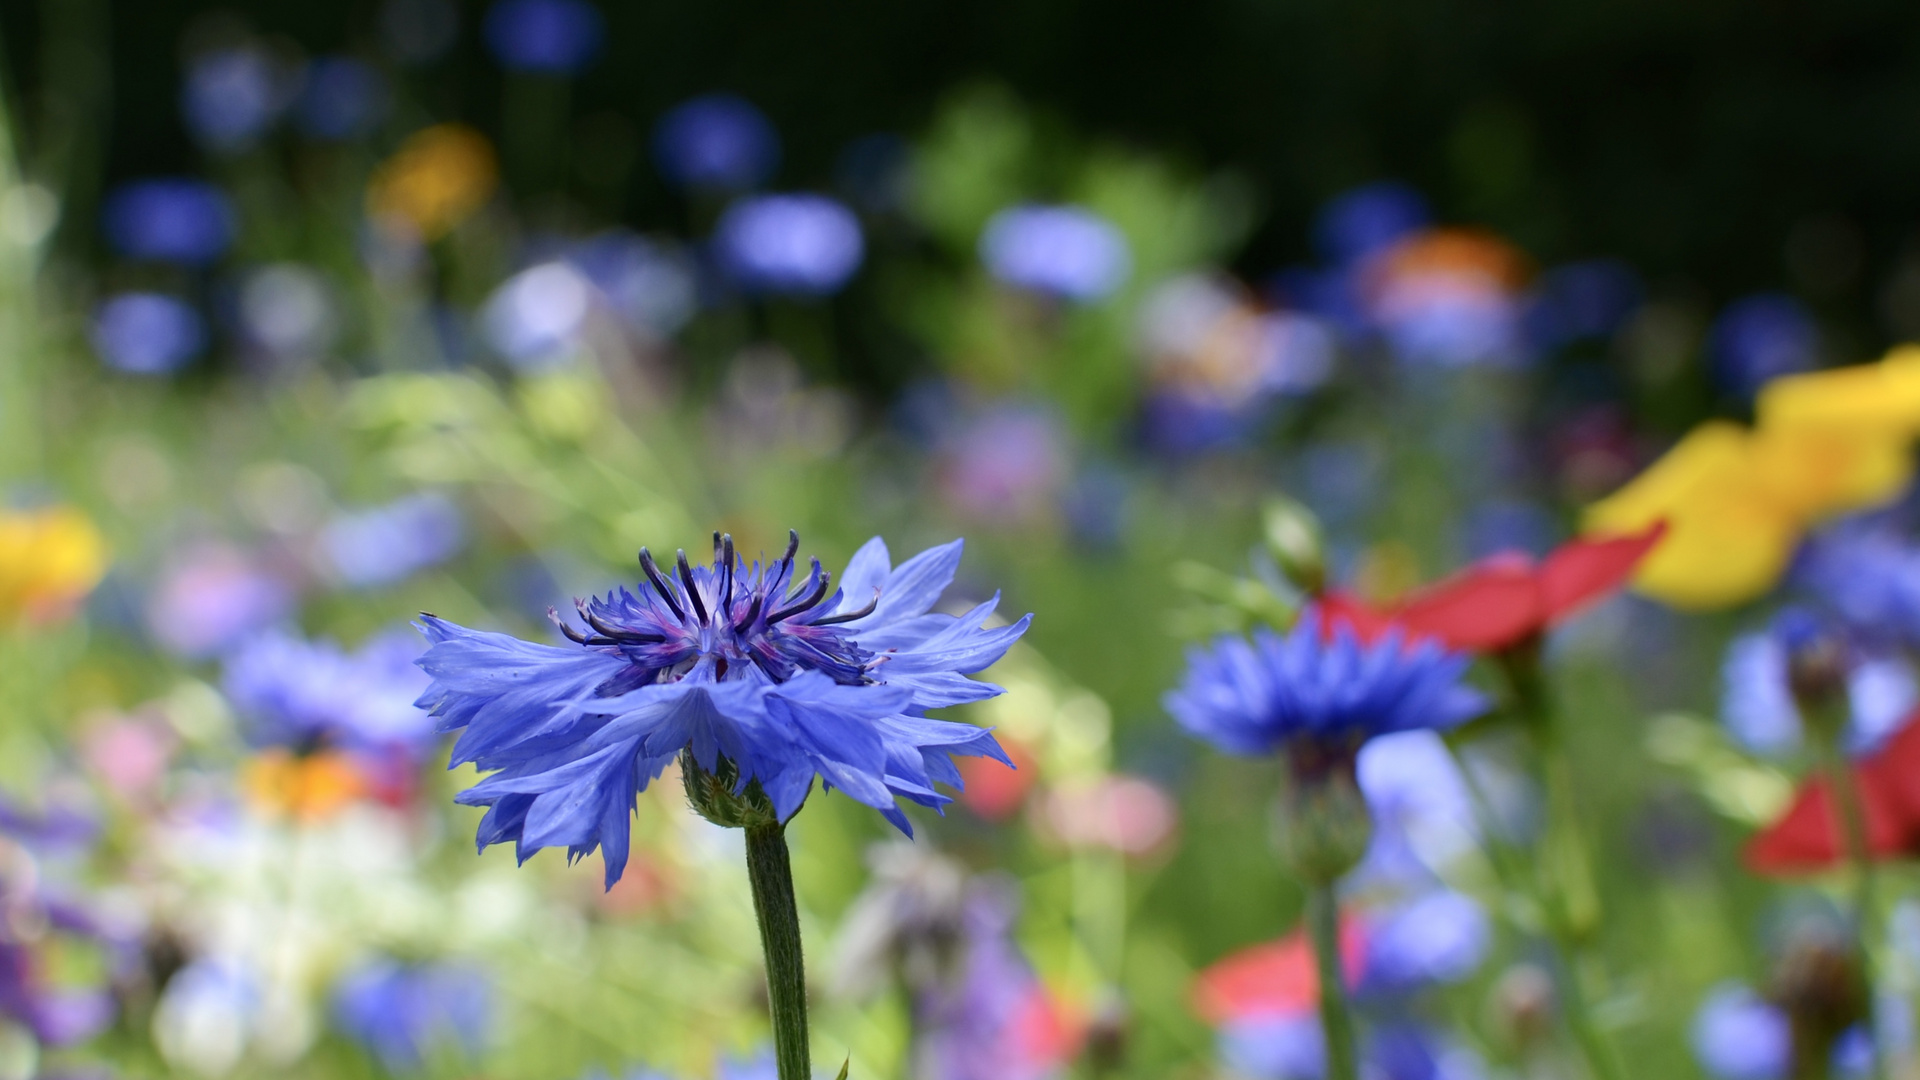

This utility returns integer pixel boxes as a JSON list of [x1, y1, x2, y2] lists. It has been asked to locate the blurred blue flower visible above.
[[1359, 891, 1490, 994], [912, 884, 1075, 1080], [1313, 182, 1429, 267], [1221, 1016, 1483, 1080], [1524, 259, 1642, 348], [484, 0, 606, 74], [1709, 293, 1819, 400], [148, 545, 297, 660], [1356, 730, 1480, 883], [321, 493, 465, 589], [569, 231, 698, 340], [714, 194, 864, 297], [1691, 983, 1790, 1080], [223, 628, 434, 754], [181, 47, 289, 151], [1793, 524, 1920, 650], [481, 261, 596, 369], [90, 293, 205, 375], [979, 205, 1130, 302], [102, 180, 234, 265], [653, 94, 780, 192], [1719, 630, 1915, 757], [1166, 607, 1490, 757], [333, 957, 489, 1072], [416, 533, 1028, 886], [237, 263, 338, 360], [716, 1053, 779, 1080], [296, 57, 389, 140]]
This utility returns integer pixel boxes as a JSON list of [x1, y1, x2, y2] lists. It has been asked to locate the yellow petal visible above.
[[0, 507, 110, 623], [1620, 488, 1802, 610], [366, 124, 499, 241], [1757, 345, 1920, 435], [1748, 426, 1912, 519], [1583, 421, 1754, 533]]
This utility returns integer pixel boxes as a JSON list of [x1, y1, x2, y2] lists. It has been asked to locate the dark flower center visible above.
[[550, 530, 878, 690]]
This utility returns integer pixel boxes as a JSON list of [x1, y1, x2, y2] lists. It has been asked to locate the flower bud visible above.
[[1274, 738, 1373, 885], [1261, 496, 1327, 596]]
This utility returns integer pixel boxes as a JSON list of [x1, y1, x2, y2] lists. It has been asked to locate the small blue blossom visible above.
[[415, 533, 1029, 886], [222, 628, 435, 755], [483, 0, 606, 74], [1709, 293, 1819, 401], [714, 195, 865, 297], [90, 293, 205, 375], [1359, 891, 1490, 994], [296, 57, 389, 140], [978, 205, 1130, 302], [1220, 1016, 1484, 1080], [569, 231, 698, 340], [1691, 983, 1791, 1080], [1719, 630, 1915, 757], [181, 47, 289, 151], [1313, 182, 1429, 267], [1793, 524, 1920, 650], [482, 261, 596, 368], [321, 493, 466, 589], [332, 957, 489, 1072], [102, 180, 235, 265], [654, 94, 780, 192], [1165, 608, 1490, 758]]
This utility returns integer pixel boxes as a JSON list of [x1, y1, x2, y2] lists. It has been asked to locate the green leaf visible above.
[[834, 1058, 851, 1080]]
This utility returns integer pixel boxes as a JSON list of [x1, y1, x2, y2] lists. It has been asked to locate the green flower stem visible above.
[[1819, 734, 1886, 1080], [745, 822, 811, 1080], [1305, 880, 1360, 1080], [1448, 741, 1621, 1080]]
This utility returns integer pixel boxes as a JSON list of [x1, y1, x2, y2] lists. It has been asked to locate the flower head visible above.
[[653, 94, 780, 192], [91, 292, 206, 375], [978, 205, 1130, 302], [483, 0, 605, 74], [415, 532, 1029, 886], [366, 124, 499, 241], [101, 179, 234, 265], [1165, 608, 1489, 759], [332, 957, 489, 1072], [0, 507, 109, 625], [714, 194, 865, 297]]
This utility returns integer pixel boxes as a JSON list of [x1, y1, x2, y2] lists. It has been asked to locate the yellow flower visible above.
[[1586, 346, 1920, 610], [366, 124, 499, 241], [0, 506, 109, 623], [241, 749, 369, 822]]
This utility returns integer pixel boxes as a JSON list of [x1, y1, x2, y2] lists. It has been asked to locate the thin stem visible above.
[[745, 823, 810, 1080], [1448, 741, 1622, 1080], [1820, 736, 1886, 1080], [1305, 881, 1359, 1080]]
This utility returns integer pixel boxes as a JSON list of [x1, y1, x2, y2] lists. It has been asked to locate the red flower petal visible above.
[[1392, 560, 1545, 653], [957, 736, 1038, 822], [1539, 523, 1667, 625], [1747, 712, 1920, 875], [1191, 921, 1368, 1025]]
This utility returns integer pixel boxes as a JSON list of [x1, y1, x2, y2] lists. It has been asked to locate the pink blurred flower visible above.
[[1035, 775, 1179, 857]]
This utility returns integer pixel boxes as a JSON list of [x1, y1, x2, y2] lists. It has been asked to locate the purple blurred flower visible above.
[[181, 47, 290, 151], [979, 205, 1130, 302], [297, 57, 389, 140], [715, 194, 864, 296], [333, 957, 490, 1071], [1358, 891, 1490, 994], [484, 0, 605, 74], [222, 628, 435, 755], [1710, 293, 1819, 400], [0, 944, 114, 1047], [482, 261, 596, 369], [654, 94, 780, 192], [147, 546, 297, 660], [569, 231, 698, 339], [1313, 182, 1429, 267], [320, 492, 465, 589], [936, 404, 1070, 523], [913, 885, 1079, 1080], [91, 293, 205, 375], [102, 180, 234, 265]]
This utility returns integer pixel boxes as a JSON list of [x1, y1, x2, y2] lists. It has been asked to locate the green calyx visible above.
[[1275, 739, 1374, 886], [681, 749, 792, 830]]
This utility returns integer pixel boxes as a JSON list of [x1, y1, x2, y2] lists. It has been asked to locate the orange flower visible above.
[[366, 125, 499, 241], [241, 749, 369, 822], [0, 507, 109, 624]]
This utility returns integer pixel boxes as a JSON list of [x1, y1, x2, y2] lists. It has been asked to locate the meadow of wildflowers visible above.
[[10, 3, 1920, 1079]]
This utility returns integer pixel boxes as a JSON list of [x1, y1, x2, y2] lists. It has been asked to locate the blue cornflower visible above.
[[222, 628, 435, 755], [1358, 890, 1490, 995], [1709, 293, 1819, 401], [90, 292, 206, 375], [181, 47, 289, 151], [1166, 609, 1490, 759], [1312, 181, 1429, 267], [415, 532, 1029, 886], [483, 0, 606, 74], [1793, 523, 1920, 650], [1719, 626, 1916, 758], [332, 957, 489, 1072], [653, 94, 780, 192], [978, 205, 1130, 302], [714, 194, 865, 297], [320, 493, 466, 589], [101, 180, 234, 265]]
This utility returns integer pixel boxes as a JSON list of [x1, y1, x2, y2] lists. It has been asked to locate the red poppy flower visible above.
[[1321, 523, 1665, 653], [1747, 710, 1920, 874], [1192, 920, 1368, 1025]]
